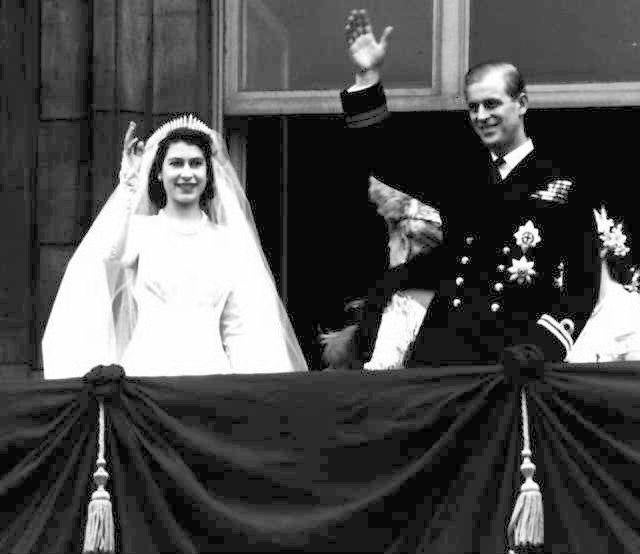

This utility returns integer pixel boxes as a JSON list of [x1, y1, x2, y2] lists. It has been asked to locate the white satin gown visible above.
[[119, 211, 289, 375]]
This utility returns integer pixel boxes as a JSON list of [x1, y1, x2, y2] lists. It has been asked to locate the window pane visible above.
[[239, 0, 433, 91], [470, 0, 640, 83]]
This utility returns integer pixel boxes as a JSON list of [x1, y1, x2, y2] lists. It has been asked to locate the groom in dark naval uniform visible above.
[[339, 10, 601, 370]]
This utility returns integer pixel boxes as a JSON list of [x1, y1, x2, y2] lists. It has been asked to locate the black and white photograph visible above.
[[2, 1, 640, 552]]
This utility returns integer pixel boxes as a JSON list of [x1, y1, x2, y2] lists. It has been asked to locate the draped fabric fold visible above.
[[531, 363, 640, 553], [0, 380, 96, 553], [2, 364, 640, 553]]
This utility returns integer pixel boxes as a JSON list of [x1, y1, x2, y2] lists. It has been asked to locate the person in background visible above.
[[566, 206, 640, 363], [321, 176, 442, 370]]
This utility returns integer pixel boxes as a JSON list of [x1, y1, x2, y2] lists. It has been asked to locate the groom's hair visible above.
[[148, 127, 216, 212], [464, 61, 526, 100]]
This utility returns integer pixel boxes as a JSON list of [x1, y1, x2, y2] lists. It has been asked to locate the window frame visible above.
[[213, 0, 640, 322], [220, 0, 640, 115], [222, 0, 466, 115]]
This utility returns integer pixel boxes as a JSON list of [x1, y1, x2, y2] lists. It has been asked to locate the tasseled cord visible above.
[[507, 388, 543, 554], [83, 401, 115, 553]]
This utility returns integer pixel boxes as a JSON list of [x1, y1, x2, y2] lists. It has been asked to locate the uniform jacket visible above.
[[340, 82, 601, 365]]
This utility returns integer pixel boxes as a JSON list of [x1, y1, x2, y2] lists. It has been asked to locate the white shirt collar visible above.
[[491, 138, 534, 179]]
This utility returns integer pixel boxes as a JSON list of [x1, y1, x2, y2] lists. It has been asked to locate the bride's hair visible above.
[[148, 128, 216, 212]]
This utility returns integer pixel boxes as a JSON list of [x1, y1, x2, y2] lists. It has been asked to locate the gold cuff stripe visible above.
[[538, 314, 574, 354], [346, 105, 389, 128]]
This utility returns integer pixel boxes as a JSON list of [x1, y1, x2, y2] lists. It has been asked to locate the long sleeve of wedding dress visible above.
[[220, 277, 299, 374]]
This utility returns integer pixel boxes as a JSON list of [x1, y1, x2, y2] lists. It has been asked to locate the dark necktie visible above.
[[490, 156, 505, 184]]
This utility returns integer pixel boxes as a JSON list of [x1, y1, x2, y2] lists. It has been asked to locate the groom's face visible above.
[[466, 68, 527, 155]]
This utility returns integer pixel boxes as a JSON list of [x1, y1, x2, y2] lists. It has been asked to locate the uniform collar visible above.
[[491, 138, 534, 179]]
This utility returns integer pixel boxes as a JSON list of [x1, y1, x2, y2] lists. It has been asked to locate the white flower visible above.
[[594, 206, 630, 258], [593, 206, 614, 235], [514, 220, 541, 251], [507, 256, 537, 285], [602, 223, 629, 257]]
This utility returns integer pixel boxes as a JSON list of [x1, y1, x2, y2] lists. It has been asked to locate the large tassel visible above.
[[507, 388, 543, 554], [83, 400, 115, 553]]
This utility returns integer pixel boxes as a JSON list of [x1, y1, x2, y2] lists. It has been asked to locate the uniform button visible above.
[[460, 256, 470, 264], [561, 318, 575, 336], [452, 298, 462, 308], [490, 302, 501, 312], [493, 282, 504, 292], [502, 246, 511, 254], [456, 276, 464, 286], [465, 236, 474, 245], [497, 264, 506, 272]]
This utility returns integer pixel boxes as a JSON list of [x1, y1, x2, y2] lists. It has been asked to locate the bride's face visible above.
[[158, 141, 207, 208]]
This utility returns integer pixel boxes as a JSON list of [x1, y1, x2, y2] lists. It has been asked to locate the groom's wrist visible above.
[[350, 68, 380, 92]]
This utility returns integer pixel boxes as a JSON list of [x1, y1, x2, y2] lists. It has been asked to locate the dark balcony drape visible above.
[[1, 363, 640, 554]]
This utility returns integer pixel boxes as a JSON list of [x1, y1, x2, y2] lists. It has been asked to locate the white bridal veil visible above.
[[42, 115, 308, 378]]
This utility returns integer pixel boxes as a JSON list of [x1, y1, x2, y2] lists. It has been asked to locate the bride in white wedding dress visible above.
[[42, 115, 308, 378]]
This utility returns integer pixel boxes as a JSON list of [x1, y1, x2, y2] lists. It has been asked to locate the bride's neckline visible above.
[[158, 209, 208, 235]]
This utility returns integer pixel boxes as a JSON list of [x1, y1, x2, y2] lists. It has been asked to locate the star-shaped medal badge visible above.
[[513, 220, 541, 252], [508, 256, 537, 285]]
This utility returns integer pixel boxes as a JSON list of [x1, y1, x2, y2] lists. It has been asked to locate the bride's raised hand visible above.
[[119, 121, 145, 192], [345, 9, 393, 72]]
